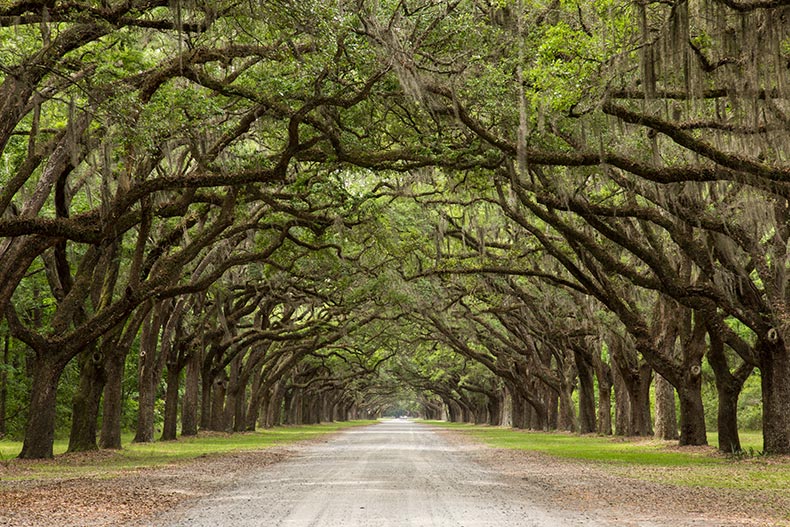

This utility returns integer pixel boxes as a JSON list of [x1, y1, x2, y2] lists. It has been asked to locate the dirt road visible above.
[[2, 420, 783, 526], [154, 420, 614, 527]]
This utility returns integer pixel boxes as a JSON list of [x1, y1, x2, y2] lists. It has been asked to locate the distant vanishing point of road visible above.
[[154, 420, 615, 527]]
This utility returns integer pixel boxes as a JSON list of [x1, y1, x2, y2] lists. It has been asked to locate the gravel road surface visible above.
[[155, 420, 614, 527]]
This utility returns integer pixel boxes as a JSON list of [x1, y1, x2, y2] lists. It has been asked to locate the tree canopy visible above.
[[1, 0, 789, 458]]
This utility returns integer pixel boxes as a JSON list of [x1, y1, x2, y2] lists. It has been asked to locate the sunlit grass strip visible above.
[[423, 421, 789, 492], [0, 420, 376, 480]]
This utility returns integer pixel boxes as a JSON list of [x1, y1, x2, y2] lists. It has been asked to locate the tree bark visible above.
[[18, 354, 67, 459], [547, 393, 558, 430], [557, 382, 576, 432], [209, 372, 227, 431], [759, 336, 790, 454], [134, 348, 157, 443], [510, 388, 526, 429], [287, 389, 302, 425], [610, 341, 652, 436], [233, 377, 247, 432], [487, 390, 503, 426], [446, 398, 461, 422], [574, 347, 596, 434], [706, 330, 751, 453], [620, 362, 652, 436], [653, 373, 678, 440], [99, 305, 148, 449], [67, 346, 106, 452], [672, 311, 708, 446], [308, 395, 321, 424], [160, 361, 181, 440], [593, 347, 612, 435], [635, 362, 653, 437], [223, 353, 244, 432], [268, 381, 286, 427], [99, 346, 126, 449], [612, 360, 631, 435], [133, 304, 168, 443], [200, 372, 213, 430], [677, 372, 707, 446], [260, 386, 274, 428], [245, 365, 265, 431], [0, 332, 8, 437], [531, 384, 549, 430], [181, 348, 200, 436]]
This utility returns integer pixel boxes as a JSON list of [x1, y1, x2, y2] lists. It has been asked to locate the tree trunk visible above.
[[527, 385, 548, 429], [99, 347, 126, 449], [557, 383, 576, 432], [134, 355, 157, 444], [460, 401, 473, 423], [99, 307, 148, 450], [268, 382, 286, 427], [593, 350, 612, 435], [677, 371, 707, 446], [245, 368, 264, 431], [613, 356, 652, 436], [333, 396, 344, 422], [134, 305, 168, 443], [717, 381, 742, 453], [446, 398, 461, 423], [181, 349, 200, 436], [18, 354, 66, 459], [707, 330, 750, 453], [628, 385, 650, 436], [510, 389, 526, 429], [654, 373, 678, 440], [160, 362, 180, 441], [249, 389, 266, 430], [487, 391, 502, 426], [574, 348, 596, 434], [200, 373, 212, 430], [233, 380, 247, 432], [674, 312, 707, 446], [289, 389, 302, 425], [309, 396, 321, 424], [67, 347, 106, 452], [0, 332, 9, 437], [545, 384, 558, 430], [635, 362, 653, 437], [322, 395, 332, 422], [612, 362, 631, 435], [209, 374, 227, 431], [759, 336, 790, 454], [501, 388, 513, 427], [223, 353, 244, 432]]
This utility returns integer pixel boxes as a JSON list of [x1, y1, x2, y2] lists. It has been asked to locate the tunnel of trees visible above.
[[0, 0, 788, 459]]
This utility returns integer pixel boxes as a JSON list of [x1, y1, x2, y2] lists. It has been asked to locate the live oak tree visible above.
[[364, 0, 789, 452], [2, 0, 789, 459], [0, 0, 418, 458]]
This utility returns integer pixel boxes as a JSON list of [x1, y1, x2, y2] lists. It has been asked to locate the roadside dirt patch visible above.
[[438, 429, 790, 527], [0, 448, 294, 527]]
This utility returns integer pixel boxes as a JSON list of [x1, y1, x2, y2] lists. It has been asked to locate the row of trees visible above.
[[362, 0, 789, 455], [1, 0, 788, 458]]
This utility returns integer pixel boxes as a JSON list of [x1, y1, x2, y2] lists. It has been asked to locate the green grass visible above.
[[423, 421, 790, 492], [117, 422, 376, 464], [0, 421, 376, 481], [712, 431, 763, 451]]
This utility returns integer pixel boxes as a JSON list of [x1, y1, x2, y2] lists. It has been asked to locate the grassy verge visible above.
[[424, 421, 789, 492], [0, 420, 376, 481]]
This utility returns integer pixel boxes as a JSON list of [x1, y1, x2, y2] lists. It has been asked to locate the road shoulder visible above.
[[437, 427, 789, 527]]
